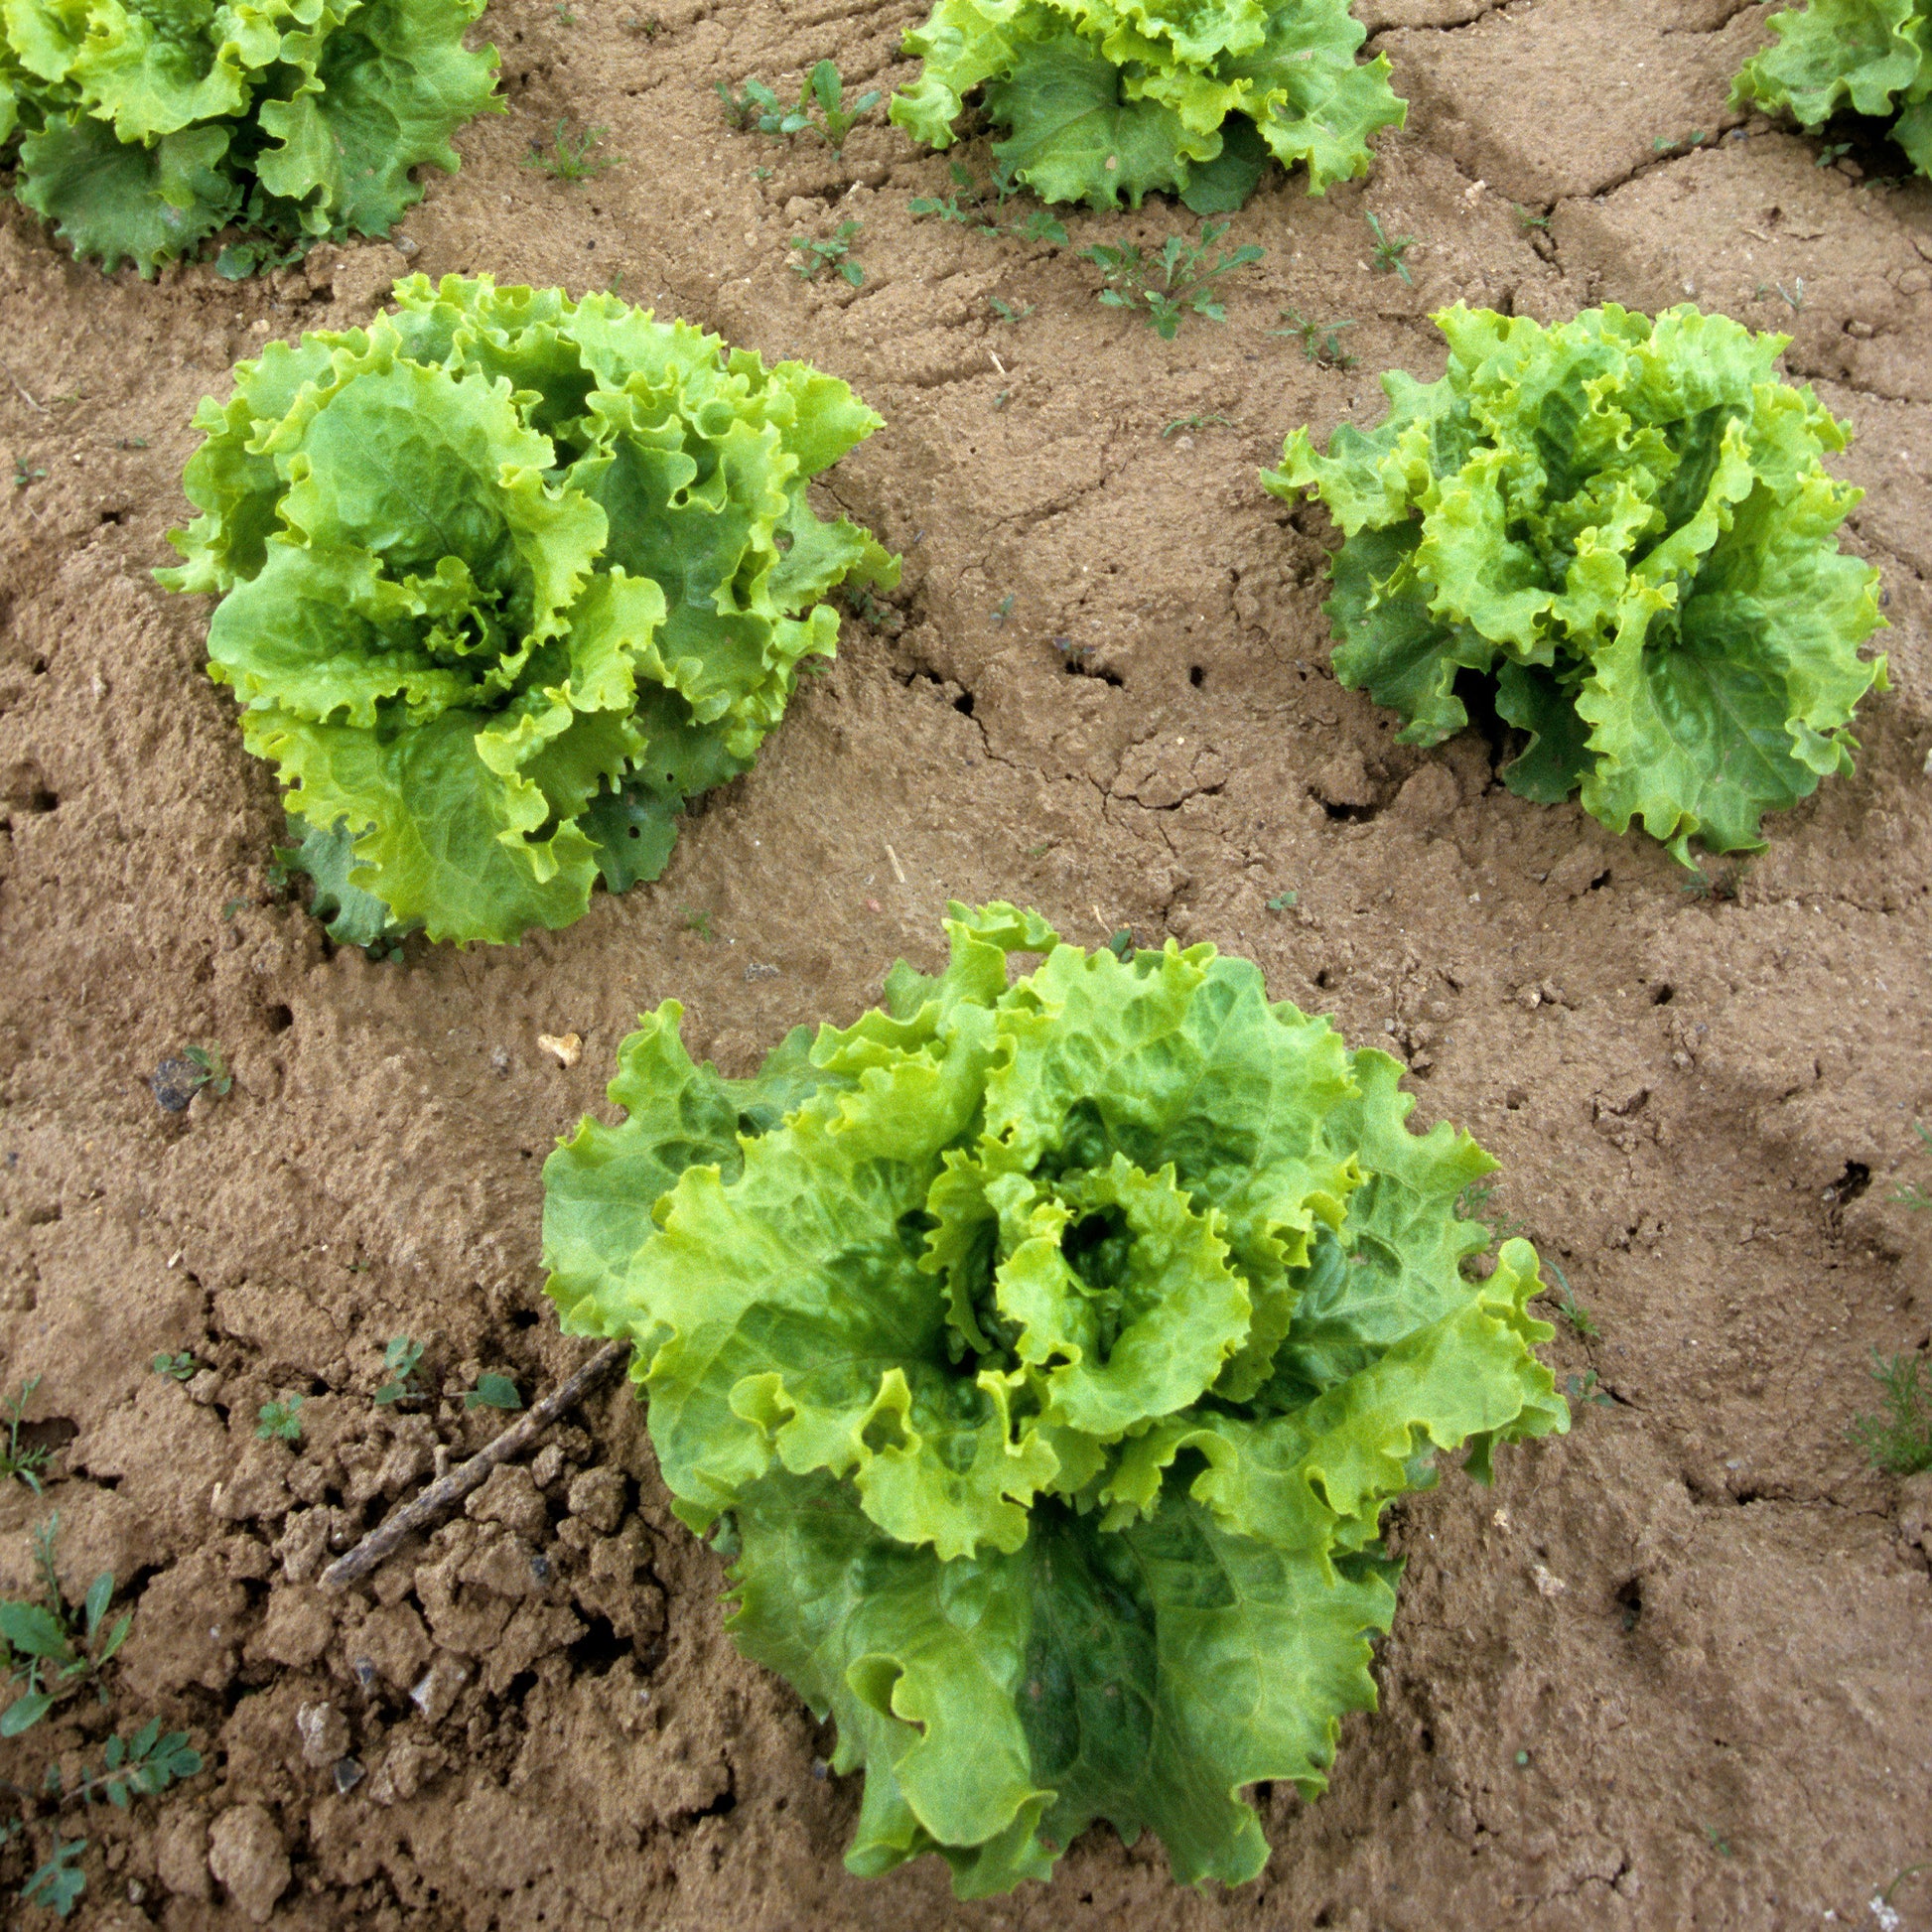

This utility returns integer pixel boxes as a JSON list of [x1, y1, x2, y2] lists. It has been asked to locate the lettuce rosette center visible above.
[[543, 903, 1568, 1896]]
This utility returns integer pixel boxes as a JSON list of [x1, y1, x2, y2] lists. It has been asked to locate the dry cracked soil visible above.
[[2, 0, 1930, 1926]]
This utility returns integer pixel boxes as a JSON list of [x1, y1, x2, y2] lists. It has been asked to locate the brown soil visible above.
[[2, 0, 1930, 1925]]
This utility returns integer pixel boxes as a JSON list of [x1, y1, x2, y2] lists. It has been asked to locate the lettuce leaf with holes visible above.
[[159, 275, 897, 945], [890, 0, 1404, 210], [1731, 0, 1932, 177], [0, 0, 501, 275], [1264, 303, 1887, 866], [543, 903, 1567, 1895]]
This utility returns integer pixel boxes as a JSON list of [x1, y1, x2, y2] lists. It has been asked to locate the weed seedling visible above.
[[1105, 928, 1134, 959], [911, 163, 1067, 243], [1849, 1349, 1932, 1475], [1454, 1176, 1528, 1252], [553, 2, 575, 21], [1542, 1258, 1599, 1338], [680, 906, 714, 941], [1700, 1823, 1732, 1858], [988, 297, 1032, 324], [791, 221, 864, 286], [149, 1351, 201, 1383], [1266, 891, 1298, 911], [1891, 1121, 1931, 1208], [1514, 205, 1552, 230], [20, 1834, 86, 1917], [1, 1379, 50, 1495], [1083, 222, 1263, 340], [182, 1044, 231, 1099], [990, 593, 1016, 625], [256, 1396, 303, 1444], [1161, 412, 1234, 438], [721, 61, 878, 151], [624, 10, 660, 32], [716, 77, 781, 130], [2, 1520, 131, 1738], [523, 119, 619, 184], [1365, 212, 1415, 284], [1774, 277, 1805, 314], [465, 1374, 522, 1411], [14, 461, 46, 489], [1567, 1369, 1614, 1409], [1270, 306, 1356, 367], [373, 1337, 427, 1406], [1654, 129, 1708, 152]]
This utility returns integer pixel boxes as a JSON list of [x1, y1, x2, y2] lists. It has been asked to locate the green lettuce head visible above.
[[1731, 0, 1932, 177], [889, 0, 1405, 212], [544, 902, 1567, 1896], [1264, 303, 1887, 867], [0, 0, 502, 276], [159, 275, 897, 946]]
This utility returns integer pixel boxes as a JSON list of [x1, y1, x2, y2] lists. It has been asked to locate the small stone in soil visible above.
[[333, 1756, 364, 1794], [151, 1056, 204, 1112]]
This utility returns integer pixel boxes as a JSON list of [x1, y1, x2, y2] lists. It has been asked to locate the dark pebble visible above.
[[150, 1058, 202, 1112]]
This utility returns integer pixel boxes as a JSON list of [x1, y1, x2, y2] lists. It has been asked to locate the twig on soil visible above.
[[320, 1338, 631, 1589], [1, 364, 50, 416]]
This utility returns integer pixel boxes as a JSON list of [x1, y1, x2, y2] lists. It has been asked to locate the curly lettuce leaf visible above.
[[160, 276, 897, 943], [1265, 303, 1887, 866], [544, 904, 1566, 1893], [891, 0, 1402, 209], [1730, 0, 1932, 175]]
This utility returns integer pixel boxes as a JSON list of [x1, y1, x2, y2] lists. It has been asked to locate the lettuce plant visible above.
[[159, 275, 896, 946], [1731, 0, 1931, 177], [544, 902, 1567, 1896], [0, 0, 501, 277], [1264, 303, 1887, 866], [889, 0, 1405, 212]]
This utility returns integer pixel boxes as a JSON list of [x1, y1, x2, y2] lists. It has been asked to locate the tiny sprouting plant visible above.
[[1, 1521, 131, 1738], [523, 118, 619, 184], [20, 1833, 87, 1917], [1365, 212, 1415, 283], [1893, 1122, 1932, 1208], [1567, 1369, 1615, 1410], [149, 1352, 202, 1384], [990, 592, 1016, 624], [1653, 129, 1708, 152], [988, 297, 1033, 323], [1515, 205, 1552, 230], [1731, 0, 1931, 179], [1083, 222, 1264, 340], [182, 1045, 232, 1099], [625, 11, 661, 34], [1454, 1176, 1528, 1251], [2, 1379, 50, 1495], [373, 1339, 428, 1406], [891, 0, 1405, 211], [256, 1397, 304, 1445], [909, 164, 1068, 242], [465, 1374, 522, 1411], [681, 907, 714, 942], [13, 461, 46, 489], [1271, 307, 1357, 367], [792, 220, 865, 285], [719, 61, 881, 151], [1266, 890, 1298, 911], [1544, 1263, 1599, 1339], [1850, 1349, 1932, 1475], [1266, 304, 1887, 869], [543, 903, 1567, 1896], [1161, 412, 1234, 438]]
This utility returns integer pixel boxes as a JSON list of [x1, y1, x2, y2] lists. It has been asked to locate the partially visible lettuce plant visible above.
[[890, 0, 1404, 212], [159, 275, 897, 946], [0, 0, 501, 277], [1731, 0, 1931, 177], [544, 902, 1567, 1896], [1264, 303, 1887, 867]]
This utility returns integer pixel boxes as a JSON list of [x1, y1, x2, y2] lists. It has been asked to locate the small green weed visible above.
[[523, 118, 619, 184], [14, 461, 47, 489], [1849, 1349, 1932, 1475], [182, 1044, 231, 1099], [1567, 1369, 1615, 1409], [1542, 1257, 1599, 1338], [623, 10, 660, 33], [1514, 204, 1552, 230], [1700, 1823, 1732, 1858], [553, 1, 575, 20], [1365, 212, 1415, 284], [1083, 222, 1263, 340], [256, 1396, 303, 1444], [988, 296, 1033, 324], [20, 1835, 86, 1917], [990, 593, 1016, 625], [373, 1338, 427, 1406], [149, 1351, 201, 1383], [911, 163, 1067, 243], [1454, 1177, 1528, 1251], [1270, 306, 1356, 368], [1, 1520, 131, 1739], [1105, 928, 1134, 959], [680, 906, 714, 941], [465, 1373, 522, 1411], [1266, 891, 1298, 911], [1161, 412, 1234, 439], [791, 220, 864, 286], [719, 61, 879, 151], [1654, 129, 1708, 153], [2, 1379, 50, 1495]]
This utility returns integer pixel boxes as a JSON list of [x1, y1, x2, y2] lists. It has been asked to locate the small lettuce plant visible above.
[[0, 0, 501, 277], [1265, 303, 1887, 867], [889, 0, 1405, 212], [545, 902, 1567, 1896], [1731, 0, 1931, 177], [159, 275, 896, 947]]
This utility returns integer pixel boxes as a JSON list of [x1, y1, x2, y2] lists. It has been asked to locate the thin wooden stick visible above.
[[1, 365, 50, 417], [320, 1338, 631, 1590]]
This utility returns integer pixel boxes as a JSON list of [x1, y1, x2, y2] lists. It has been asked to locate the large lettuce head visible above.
[[1264, 303, 1887, 867], [0, 0, 502, 275], [889, 0, 1405, 211], [544, 903, 1567, 1897], [159, 275, 897, 946], [1730, 0, 1932, 177]]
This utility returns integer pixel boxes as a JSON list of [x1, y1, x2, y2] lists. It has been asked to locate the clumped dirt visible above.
[[2, 0, 1930, 1925]]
